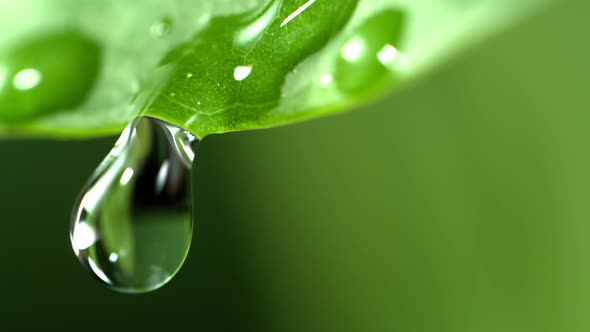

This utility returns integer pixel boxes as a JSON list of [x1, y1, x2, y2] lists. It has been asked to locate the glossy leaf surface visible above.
[[0, 0, 553, 138]]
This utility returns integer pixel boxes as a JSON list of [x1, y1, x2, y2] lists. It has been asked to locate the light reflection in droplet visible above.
[[168, 125, 196, 163], [235, 0, 280, 44], [72, 222, 96, 251], [377, 44, 399, 65], [109, 253, 119, 263], [155, 161, 170, 194], [233, 65, 253, 81], [115, 125, 132, 148], [88, 257, 113, 285], [376, 44, 410, 70], [120, 168, 134, 185], [341, 38, 364, 62], [13, 68, 42, 91], [280, 0, 317, 27]]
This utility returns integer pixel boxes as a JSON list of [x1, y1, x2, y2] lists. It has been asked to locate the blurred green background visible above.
[[1, 1, 589, 330]]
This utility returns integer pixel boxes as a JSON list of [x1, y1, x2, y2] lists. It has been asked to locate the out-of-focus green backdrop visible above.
[[1, 1, 589, 329]]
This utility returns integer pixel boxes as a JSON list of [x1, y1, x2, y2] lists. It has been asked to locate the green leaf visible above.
[[0, 0, 554, 139]]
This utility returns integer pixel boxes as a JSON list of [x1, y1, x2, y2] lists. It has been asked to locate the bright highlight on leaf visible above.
[[0, 0, 555, 138], [233, 66, 253, 81]]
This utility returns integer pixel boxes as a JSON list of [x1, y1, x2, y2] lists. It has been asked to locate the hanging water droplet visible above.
[[71, 116, 197, 293]]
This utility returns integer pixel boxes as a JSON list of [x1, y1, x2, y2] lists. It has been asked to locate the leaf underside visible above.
[[0, 0, 554, 139]]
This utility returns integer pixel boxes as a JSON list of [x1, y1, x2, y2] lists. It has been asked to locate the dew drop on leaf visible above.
[[70, 116, 196, 293], [335, 10, 406, 95], [0, 31, 100, 122]]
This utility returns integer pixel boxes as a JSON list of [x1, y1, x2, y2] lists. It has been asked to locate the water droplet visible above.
[[150, 17, 172, 38], [0, 31, 100, 122], [279, 0, 317, 27], [233, 65, 253, 81], [71, 116, 197, 293], [334, 10, 406, 94]]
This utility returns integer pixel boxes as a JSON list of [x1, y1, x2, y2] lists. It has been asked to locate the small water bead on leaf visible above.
[[142, 0, 359, 137], [71, 116, 197, 293], [335, 10, 406, 95], [0, 31, 100, 122], [233, 65, 253, 81], [0, 0, 555, 138]]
